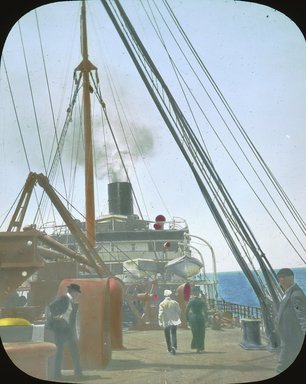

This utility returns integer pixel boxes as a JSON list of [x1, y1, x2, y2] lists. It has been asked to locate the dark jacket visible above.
[[47, 294, 78, 334], [276, 283, 306, 356], [185, 297, 208, 325]]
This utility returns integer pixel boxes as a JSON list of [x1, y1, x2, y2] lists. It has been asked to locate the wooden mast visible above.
[[75, 0, 97, 246]]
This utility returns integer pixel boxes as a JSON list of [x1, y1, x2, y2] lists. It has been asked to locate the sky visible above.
[[0, 0, 306, 273]]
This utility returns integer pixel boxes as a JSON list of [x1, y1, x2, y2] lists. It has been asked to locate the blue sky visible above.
[[0, 0, 305, 272]]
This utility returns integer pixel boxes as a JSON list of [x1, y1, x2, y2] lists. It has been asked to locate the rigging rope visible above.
[[2, 58, 31, 173], [1, 56, 49, 230], [101, 64, 173, 219], [161, 0, 306, 238], [101, 76, 151, 219], [138, 0, 306, 263], [84, 59, 146, 220], [34, 10, 68, 201], [18, 22, 47, 175], [100, 1, 287, 338]]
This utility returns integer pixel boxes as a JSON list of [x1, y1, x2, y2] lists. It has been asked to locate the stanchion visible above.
[[240, 318, 266, 350]]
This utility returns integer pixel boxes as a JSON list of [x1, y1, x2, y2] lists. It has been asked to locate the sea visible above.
[[213, 267, 306, 307]]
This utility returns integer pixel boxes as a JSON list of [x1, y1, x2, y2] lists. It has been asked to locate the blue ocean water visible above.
[[214, 267, 306, 307]]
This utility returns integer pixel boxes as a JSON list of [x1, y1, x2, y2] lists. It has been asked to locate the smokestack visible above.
[[108, 182, 133, 215]]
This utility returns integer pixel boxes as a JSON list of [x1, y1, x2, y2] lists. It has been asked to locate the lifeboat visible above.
[[165, 255, 203, 278]]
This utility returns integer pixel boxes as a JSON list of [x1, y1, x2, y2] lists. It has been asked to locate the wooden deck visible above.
[[3, 325, 304, 383], [61, 326, 278, 384]]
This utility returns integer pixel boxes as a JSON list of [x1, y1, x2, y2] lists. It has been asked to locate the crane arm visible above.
[[7, 173, 37, 232], [8, 172, 111, 277]]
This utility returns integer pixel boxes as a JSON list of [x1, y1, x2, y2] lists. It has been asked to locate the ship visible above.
[[0, 0, 221, 331], [0, 0, 305, 382]]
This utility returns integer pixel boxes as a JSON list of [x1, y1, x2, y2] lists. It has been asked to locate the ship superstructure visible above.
[[50, 180, 217, 298]]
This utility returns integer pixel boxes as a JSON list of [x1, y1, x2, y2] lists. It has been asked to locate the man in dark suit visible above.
[[47, 283, 83, 380], [275, 268, 306, 373]]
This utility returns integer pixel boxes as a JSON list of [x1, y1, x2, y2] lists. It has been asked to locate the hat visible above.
[[164, 289, 172, 297], [276, 268, 294, 278], [192, 286, 201, 295], [67, 283, 81, 293]]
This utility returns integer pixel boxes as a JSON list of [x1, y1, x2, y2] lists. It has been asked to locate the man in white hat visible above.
[[158, 289, 181, 355]]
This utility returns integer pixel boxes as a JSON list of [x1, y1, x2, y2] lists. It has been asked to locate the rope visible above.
[[137, 0, 306, 263], [162, 0, 306, 238], [96, 56, 172, 219], [98, 70, 152, 219], [2, 58, 31, 171], [99, 0, 288, 318], [34, 10, 68, 201], [18, 22, 47, 174]]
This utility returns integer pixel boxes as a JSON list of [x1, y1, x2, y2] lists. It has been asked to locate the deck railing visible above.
[[208, 299, 262, 319]]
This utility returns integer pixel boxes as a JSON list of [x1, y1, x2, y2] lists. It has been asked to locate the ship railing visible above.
[[147, 216, 188, 231], [42, 222, 75, 236], [208, 298, 262, 320], [170, 217, 189, 230]]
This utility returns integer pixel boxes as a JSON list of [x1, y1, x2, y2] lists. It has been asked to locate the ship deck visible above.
[[59, 326, 279, 384]]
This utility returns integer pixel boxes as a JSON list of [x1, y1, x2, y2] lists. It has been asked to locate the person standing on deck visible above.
[[275, 268, 306, 374], [185, 286, 208, 353], [158, 289, 181, 355], [47, 283, 83, 380]]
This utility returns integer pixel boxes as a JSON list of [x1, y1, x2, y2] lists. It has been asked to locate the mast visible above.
[[75, 0, 97, 246]]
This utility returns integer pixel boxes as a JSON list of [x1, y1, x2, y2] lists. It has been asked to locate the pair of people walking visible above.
[[158, 286, 208, 354]]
